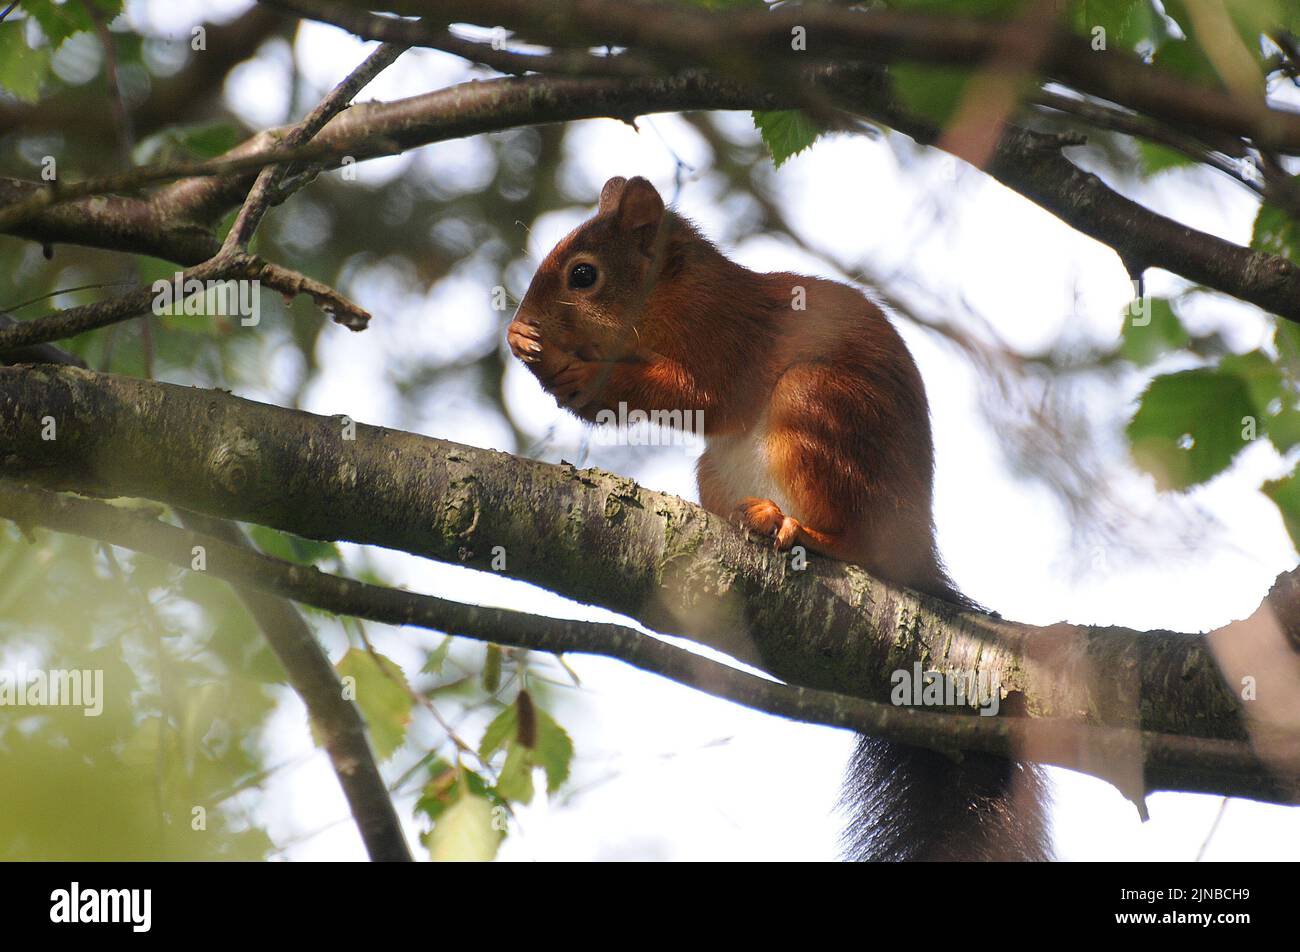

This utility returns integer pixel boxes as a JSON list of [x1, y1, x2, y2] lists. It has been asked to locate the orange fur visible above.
[[510, 177, 1052, 862], [511, 176, 951, 598]]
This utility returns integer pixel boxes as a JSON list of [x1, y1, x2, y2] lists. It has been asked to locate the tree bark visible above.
[[3, 364, 1297, 804]]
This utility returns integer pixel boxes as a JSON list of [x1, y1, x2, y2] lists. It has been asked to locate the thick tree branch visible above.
[[2, 479, 1290, 804], [5, 66, 1299, 322], [2, 365, 1297, 804], [362, 0, 1300, 153]]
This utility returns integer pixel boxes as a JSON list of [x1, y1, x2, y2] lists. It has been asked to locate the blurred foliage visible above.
[[0, 1, 579, 860], [2, 0, 1300, 858], [0, 521, 279, 859]]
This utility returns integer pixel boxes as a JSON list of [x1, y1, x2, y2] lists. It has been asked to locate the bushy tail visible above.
[[841, 735, 1051, 861]]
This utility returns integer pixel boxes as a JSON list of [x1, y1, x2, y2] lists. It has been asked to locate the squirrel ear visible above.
[[598, 176, 628, 215], [615, 177, 664, 256]]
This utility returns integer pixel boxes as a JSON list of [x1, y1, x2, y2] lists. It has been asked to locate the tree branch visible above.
[[0, 252, 369, 356], [220, 40, 409, 254], [264, 0, 653, 76], [2, 365, 1296, 804], [1, 479, 1290, 805], [6, 65, 1299, 322], [172, 509, 412, 862], [360, 0, 1300, 153]]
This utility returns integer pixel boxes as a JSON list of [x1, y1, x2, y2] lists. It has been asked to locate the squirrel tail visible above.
[[841, 735, 1052, 861]]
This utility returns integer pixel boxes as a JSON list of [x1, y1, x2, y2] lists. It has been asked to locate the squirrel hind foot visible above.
[[732, 497, 802, 550]]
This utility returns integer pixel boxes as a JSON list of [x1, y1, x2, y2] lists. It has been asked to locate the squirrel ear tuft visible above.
[[598, 176, 628, 215], [615, 177, 665, 255]]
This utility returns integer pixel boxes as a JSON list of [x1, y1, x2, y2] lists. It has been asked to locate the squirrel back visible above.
[[509, 175, 1051, 861]]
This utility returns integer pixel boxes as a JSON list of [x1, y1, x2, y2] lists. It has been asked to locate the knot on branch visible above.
[[207, 429, 261, 496]]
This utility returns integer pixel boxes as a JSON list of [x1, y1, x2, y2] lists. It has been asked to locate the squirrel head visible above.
[[515, 175, 667, 362]]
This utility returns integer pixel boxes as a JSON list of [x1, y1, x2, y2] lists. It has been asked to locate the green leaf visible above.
[[1219, 349, 1284, 414], [1151, 1, 1222, 82], [0, 21, 51, 103], [752, 110, 821, 168], [1070, 0, 1161, 52], [133, 122, 242, 165], [1262, 466, 1300, 552], [421, 637, 453, 675], [248, 525, 340, 566], [1274, 320, 1300, 380], [1127, 367, 1256, 490], [1152, 37, 1222, 84], [415, 760, 456, 818], [481, 643, 502, 692], [334, 648, 413, 760], [1268, 406, 1300, 453], [21, 0, 92, 50], [1120, 298, 1189, 365], [478, 702, 517, 760], [495, 742, 535, 803], [416, 765, 506, 858], [531, 705, 574, 794], [889, 63, 969, 127], [477, 693, 573, 803], [425, 790, 501, 861], [1251, 199, 1300, 264], [1136, 141, 1195, 177]]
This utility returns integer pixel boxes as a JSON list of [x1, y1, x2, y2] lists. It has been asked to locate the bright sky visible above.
[[123, 0, 1300, 860]]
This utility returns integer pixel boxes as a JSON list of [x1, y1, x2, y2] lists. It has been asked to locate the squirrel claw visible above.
[[507, 317, 544, 363], [733, 497, 801, 550]]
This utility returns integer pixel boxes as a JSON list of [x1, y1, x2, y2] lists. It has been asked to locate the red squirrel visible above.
[[508, 175, 1049, 861]]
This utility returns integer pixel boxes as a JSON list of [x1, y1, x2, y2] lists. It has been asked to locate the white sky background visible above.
[[125, 1, 1300, 860]]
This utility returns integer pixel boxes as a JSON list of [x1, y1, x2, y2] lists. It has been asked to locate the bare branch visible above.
[[2, 365, 1296, 805], [172, 508, 412, 862], [264, 0, 652, 76], [221, 41, 409, 253], [3, 479, 1293, 804], [6, 65, 1299, 321], [0, 252, 370, 356]]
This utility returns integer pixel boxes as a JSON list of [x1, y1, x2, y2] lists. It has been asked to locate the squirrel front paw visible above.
[[548, 356, 609, 411], [507, 316, 544, 364], [733, 497, 802, 550], [507, 316, 608, 410]]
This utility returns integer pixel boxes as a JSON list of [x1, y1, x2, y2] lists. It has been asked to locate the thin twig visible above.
[[263, 0, 653, 76], [0, 253, 370, 355], [221, 41, 409, 253]]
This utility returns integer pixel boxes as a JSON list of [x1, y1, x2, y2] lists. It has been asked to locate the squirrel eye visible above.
[[568, 263, 598, 289]]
